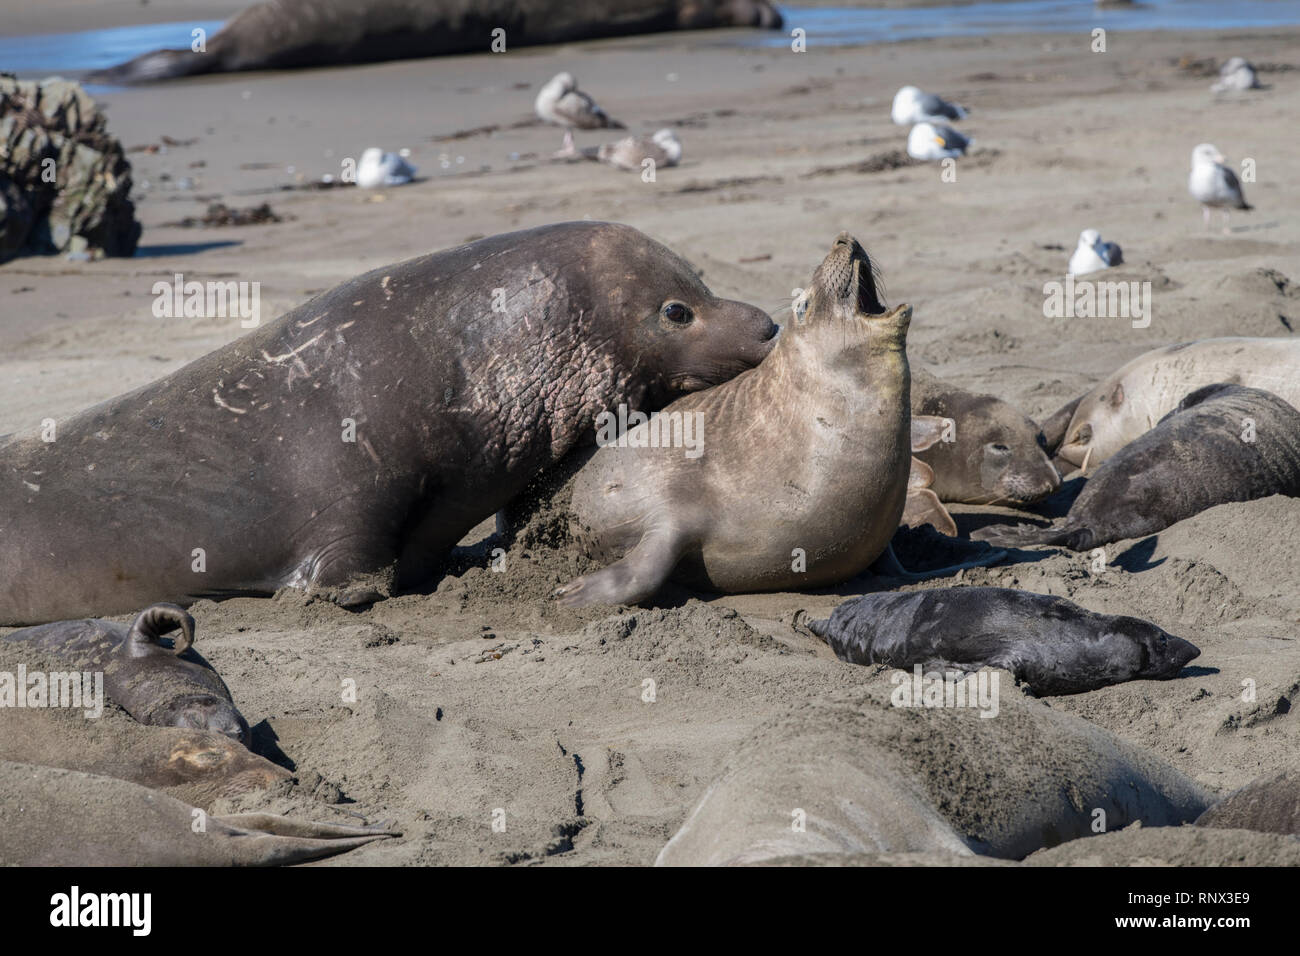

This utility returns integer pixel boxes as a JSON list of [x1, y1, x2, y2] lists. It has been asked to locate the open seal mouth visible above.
[[818, 232, 887, 316]]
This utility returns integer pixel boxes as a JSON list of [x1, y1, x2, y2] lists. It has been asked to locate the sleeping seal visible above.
[[976, 384, 1300, 551], [808, 587, 1200, 695], [1041, 337, 1300, 472], [655, 685, 1211, 865], [0, 760, 395, 866], [93, 0, 783, 83], [1196, 768, 1300, 835], [911, 368, 1060, 506], [556, 232, 913, 606], [3, 603, 249, 743], [0, 222, 777, 624]]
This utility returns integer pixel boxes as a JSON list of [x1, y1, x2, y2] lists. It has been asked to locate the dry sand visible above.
[[1, 17, 1299, 864]]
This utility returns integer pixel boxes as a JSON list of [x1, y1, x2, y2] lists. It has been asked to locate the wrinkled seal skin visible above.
[[0, 222, 776, 624], [910, 368, 1060, 505], [556, 232, 912, 607], [0, 760, 396, 866], [1042, 337, 1300, 471], [93, 0, 783, 83], [809, 587, 1200, 696], [976, 384, 1300, 552], [2, 603, 250, 743]]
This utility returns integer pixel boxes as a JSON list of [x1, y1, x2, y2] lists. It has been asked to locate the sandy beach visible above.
[[2, 7, 1299, 866]]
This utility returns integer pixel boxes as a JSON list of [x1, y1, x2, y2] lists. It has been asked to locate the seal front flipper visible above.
[[127, 603, 195, 655], [555, 523, 690, 608]]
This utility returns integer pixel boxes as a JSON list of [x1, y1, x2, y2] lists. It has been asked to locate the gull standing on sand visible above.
[[535, 72, 625, 157], [1188, 143, 1251, 229], [356, 148, 417, 188], [1212, 57, 1260, 93], [1068, 229, 1123, 276], [891, 86, 968, 125], [597, 129, 682, 172], [907, 121, 971, 161]]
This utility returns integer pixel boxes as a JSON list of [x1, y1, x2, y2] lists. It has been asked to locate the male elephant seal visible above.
[[976, 384, 1300, 551], [0, 222, 776, 624], [655, 685, 1211, 865], [1041, 337, 1300, 472], [556, 233, 913, 606], [808, 587, 1200, 695], [910, 368, 1060, 506], [0, 761, 395, 866], [3, 603, 249, 742], [93, 0, 783, 83]]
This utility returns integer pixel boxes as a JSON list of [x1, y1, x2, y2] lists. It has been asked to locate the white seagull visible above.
[[597, 128, 682, 171], [356, 148, 416, 189], [1211, 57, 1260, 93], [907, 122, 971, 161], [1068, 229, 1123, 276], [1188, 143, 1251, 229], [891, 86, 968, 126], [535, 72, 625, 157]]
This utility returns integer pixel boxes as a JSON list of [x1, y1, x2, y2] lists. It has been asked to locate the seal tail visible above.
[[129, 603, 197, 654], [88, 47, 213, 84]]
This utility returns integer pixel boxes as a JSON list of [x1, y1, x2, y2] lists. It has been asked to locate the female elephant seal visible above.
[[93, 0, 782, 83], [555, 232, 913, 606], [976, 384, 1300, 551], [0, 761, 395, 866], [1042, 337, 1300, 472], [655, 686, 1210, 865], [809, 587, 1200, 695], [0, 222, 776, 624], [911, 368, 1060, 506], [3, 603, 249, 742]]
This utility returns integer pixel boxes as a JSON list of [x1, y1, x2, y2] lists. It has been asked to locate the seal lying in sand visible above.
[[0, 635, 280, 808], [1041, 337, 1300, 472], [1196, 768, 1300, 835], [93, 0, 783, 83], [0, 222, 776, 624], [654, 686, 1211, 865], [808, 587, 1200, 695], [0, 760, 395, 866], [3, 603, 249, 743], [556, 233, 914, 606], [976, 384, 1300, 551], [911, 368, 1059, 506]]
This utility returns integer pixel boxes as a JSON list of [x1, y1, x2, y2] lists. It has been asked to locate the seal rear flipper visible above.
[[216, 813, 400, 839], [868, 542, 1006, 581], [971, 521, 1095, 552], [1039, 393, 1085, 455], [128, 603, 196, 655], [89, 47, 213, 84]]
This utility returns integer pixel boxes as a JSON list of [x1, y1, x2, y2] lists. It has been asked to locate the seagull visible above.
[[1211, 56, 1260, 92], [891, 86, 968, 126], [906, 122, 971, 161], [596, 129, 682, 171], [356, 148, 416, 189], [535, 72, 625, 157], [1068, 229, 1123, 276], [1188, 143, 1251, 229]]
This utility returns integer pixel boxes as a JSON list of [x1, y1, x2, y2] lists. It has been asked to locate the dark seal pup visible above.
[[0, 222, 776, 624], [556, 232, 913, 606], [808, 587, 1200, 695], [3, 603, 250, 743], [911, 368, 1060, 506], [976, 384, 1300, 551], [94, 0, 783, 84]]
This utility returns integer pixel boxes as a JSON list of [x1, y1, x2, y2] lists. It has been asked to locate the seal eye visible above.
[[662, 302, 693, 326], [989, 443, 1010, 454]]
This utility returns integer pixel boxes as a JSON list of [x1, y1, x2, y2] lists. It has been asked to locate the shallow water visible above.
[[1, 0, 1297, 80]]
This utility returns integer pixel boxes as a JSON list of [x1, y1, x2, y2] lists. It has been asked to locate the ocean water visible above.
[[0, 1, 1297, 79]]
